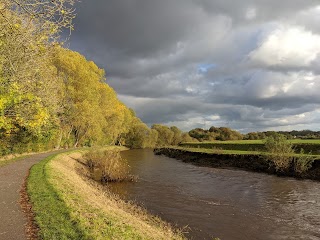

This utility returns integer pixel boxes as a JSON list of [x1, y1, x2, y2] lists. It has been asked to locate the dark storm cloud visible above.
[[73, 0, 204, 57], [197, 0, 319, 23], [69, 0, 320, 132]]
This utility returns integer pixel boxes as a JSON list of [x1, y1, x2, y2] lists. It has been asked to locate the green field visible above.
[[180, 139, 320, 155], [185, 139, 320, 144], [171, 147, 320, 159], [171, 147, 263, 155]]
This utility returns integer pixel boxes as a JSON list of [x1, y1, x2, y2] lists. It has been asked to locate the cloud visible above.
[[69, 1, 320, 132], [249, 26, 320, 68]]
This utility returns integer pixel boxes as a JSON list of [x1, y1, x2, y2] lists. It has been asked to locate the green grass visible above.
[[172, 146, 320, 160], [193, 140, 264, 144], [180, 139, 320, 155], [28, 149, 184, 240], [172, 147, 262, 155], [289, 139, 320, 144], [185, 139, 320, 144], [27, 154, 87, 240]]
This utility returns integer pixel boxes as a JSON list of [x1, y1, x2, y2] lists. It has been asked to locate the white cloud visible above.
[[249, 25, 320, 67], [72, 1, 320, 132]]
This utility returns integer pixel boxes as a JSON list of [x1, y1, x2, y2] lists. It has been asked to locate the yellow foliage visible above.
[[0, 3, 147, 152]]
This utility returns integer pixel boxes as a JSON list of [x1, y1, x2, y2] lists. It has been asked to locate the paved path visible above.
[[0, 150, 69, 240]]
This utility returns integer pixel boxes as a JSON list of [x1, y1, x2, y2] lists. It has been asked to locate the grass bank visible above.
[[27, 147, 184, 240], [155, 147, 320, 181], [180, 139, 320, 154]]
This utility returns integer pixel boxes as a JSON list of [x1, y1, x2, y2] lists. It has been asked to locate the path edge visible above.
[[20, 169, 39, 240]]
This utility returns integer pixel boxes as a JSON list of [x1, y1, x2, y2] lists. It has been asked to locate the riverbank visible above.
[[180, 139, 320, 154], [27, 148, 184, 240], [154, 147, 320, 181]]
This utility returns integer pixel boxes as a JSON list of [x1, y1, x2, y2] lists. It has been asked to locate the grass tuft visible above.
[[83, 148, 132, 182]]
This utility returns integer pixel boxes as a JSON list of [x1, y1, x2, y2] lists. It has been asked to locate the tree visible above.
[[53, 47, 138, 147], [125, 118, 153, 148], [0, 0, 77, 153], [0, 10, 67, 154], [170, 126, 183, 145], [189, 128, 208, 141], [152, 124, 174, 146], [264, 134, 294, 172], [0, 0, 152, 154], [5, 0, 77, 40], [180, 132, 198, 143]]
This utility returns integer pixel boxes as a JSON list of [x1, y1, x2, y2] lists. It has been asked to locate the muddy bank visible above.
[[154, 148, 320, 181]]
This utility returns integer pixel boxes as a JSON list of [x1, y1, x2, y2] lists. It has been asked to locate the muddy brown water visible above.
[[108, 149, 320, 240]]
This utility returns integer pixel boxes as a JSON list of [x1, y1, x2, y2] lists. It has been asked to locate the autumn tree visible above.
[[124, 117, 155, 148], [0, 0, 77, 153], [0, 7, 65, 153], [53, 48, 136, 147], [170, 126, 183, 145], [152, 124, 174, 146], [180, 132, 198, 143], [0, 0, 151, 155]]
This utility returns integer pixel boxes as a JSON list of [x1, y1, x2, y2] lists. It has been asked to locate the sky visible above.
[[69, 0, 320, 133]]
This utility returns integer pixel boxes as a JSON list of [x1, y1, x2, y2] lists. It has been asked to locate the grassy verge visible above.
[[180, 140, 320, 155], [157, 147, 320, 180], [28, 148, 184, 240], [171, 147, 262, 155], [27, 152, 87, 239], [184, 139, 320, 144], [171, 146, 320, 159]]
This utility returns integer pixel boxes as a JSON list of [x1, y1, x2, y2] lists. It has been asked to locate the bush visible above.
[[293, 149, 314, 174], [84, 149, 131, 183], [264, 134, 294, 172]]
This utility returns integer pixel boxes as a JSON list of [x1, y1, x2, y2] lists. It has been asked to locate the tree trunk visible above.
[[55, 129, 63, 149]]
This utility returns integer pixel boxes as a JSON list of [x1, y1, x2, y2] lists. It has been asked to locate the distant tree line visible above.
[[184, 128, 320, 142], [188, 127, 243, 142], [244, 130, 320, 140], [124, 124, 197, 148], [126, 125, 320, 148]]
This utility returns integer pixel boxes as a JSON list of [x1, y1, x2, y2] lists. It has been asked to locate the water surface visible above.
[[108, 149, 320, 240]]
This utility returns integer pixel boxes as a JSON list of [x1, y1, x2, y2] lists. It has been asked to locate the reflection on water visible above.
[[108, 149, 320, 240]]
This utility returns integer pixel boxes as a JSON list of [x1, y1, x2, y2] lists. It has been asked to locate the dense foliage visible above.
[[244, 130, 320, 140], [0, 1, 138, 155], [0, 1, 197, 154], [264, 134, 295, 171], [0, 0, 78, 154], [188, 127, 320, 142], [188, 127, 243, 142]]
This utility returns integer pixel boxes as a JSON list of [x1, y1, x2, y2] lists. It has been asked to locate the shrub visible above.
[[264, 134, 294, 172], [293, 149, 315, 174], [83, 149, 131, 183]]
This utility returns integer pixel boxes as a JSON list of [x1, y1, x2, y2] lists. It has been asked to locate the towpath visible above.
[[0, 150, 69, 240]]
